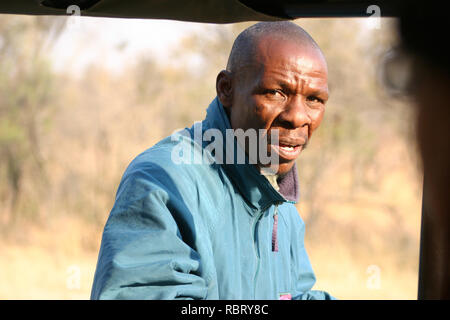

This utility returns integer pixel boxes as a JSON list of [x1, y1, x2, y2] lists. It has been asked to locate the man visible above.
[[91, 21, 333, 300]]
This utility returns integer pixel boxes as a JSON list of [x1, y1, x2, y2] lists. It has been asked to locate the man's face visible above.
[[219, 35, 329, 176]]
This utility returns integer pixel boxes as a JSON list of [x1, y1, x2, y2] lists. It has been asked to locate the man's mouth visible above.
[[270, 142, 304, 161], [279, 144, 298, 151]]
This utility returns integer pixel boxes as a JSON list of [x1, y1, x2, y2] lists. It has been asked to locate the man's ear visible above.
[[216, 70, 233, 108]]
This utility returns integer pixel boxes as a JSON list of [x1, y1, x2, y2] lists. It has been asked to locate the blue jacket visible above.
[[91, 97, 333, 300]]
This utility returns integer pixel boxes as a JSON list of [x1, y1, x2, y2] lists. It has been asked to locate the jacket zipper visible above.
[[251, 203, 276, 299], [272, 204, 279, 252]]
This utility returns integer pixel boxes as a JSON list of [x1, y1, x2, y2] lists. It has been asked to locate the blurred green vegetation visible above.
[[0, 17, 65, 228], [0, 16, 422, 299]]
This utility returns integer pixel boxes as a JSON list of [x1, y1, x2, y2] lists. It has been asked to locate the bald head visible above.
[[226, 21, 323, 73]]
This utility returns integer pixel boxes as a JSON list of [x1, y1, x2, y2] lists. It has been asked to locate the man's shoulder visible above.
[[120, 133, 224, 196], [129, 132, 216, 171], [129, 136, 178, 169], [111, 134, 227, 218]]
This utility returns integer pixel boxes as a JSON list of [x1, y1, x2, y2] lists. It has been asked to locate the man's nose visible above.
[[277, 95, 311, 129]]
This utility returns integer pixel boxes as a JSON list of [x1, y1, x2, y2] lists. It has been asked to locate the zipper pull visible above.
[[272, 205, 279, 252]]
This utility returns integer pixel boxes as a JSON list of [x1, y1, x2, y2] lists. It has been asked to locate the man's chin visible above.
[[276, 161, 296, 176]]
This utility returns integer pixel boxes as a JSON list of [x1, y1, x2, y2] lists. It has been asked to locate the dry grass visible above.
[[0, 217, 100, 299], [300, 142, 422, 300]]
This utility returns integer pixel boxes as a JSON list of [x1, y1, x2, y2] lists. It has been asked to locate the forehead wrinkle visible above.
[[232, 40, 328, 95], [270, 73, 328, 100], [256, 44, 327, 78], [261, 65, 327, 92]]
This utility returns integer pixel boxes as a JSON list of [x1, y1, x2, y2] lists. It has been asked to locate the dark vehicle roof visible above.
[[0, 1, 402, 22]]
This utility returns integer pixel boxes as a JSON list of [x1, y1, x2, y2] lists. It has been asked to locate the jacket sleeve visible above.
[[90, 165, 208, 300], [290, 212, 336, 300]]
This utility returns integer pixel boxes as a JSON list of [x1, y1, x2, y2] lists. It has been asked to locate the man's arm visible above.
[[90, 166, 208, 300]]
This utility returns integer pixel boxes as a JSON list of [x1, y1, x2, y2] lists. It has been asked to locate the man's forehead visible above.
[[253, 34, 327, 71], [246, 39, 328, 86]]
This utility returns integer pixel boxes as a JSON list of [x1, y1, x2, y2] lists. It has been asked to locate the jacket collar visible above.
[[202, 97, 300, 212]]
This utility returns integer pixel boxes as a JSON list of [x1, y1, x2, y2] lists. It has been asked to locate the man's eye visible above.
[[307, 96, 324, 104], [265, 89, 283, 98]]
